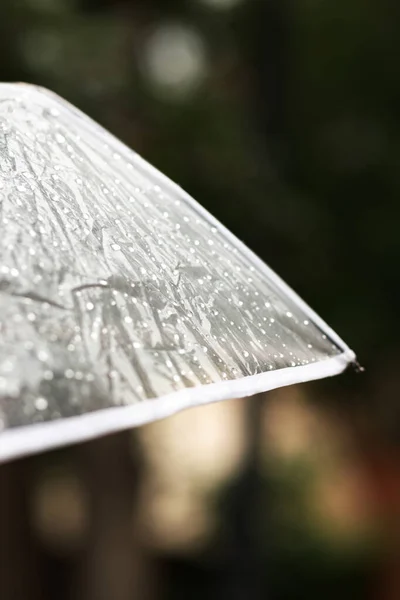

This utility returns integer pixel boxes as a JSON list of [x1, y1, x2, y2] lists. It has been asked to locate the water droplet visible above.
[[35, 397, 48, 411]]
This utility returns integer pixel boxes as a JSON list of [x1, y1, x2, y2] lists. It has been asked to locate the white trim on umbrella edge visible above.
[[0, 349, 355, 463]]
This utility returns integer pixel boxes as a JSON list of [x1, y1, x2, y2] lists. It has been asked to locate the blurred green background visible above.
[[0, 0, 399, 599]]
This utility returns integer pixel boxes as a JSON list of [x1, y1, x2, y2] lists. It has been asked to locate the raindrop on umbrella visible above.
[[0, 84, 356, 462]]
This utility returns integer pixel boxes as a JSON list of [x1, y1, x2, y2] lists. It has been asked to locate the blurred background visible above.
[[0, 0, 399, 599]]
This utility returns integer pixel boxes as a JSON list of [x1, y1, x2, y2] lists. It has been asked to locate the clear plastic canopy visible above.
[[0, 84, 355, 461]]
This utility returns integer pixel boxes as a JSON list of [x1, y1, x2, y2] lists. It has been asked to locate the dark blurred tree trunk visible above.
[[74, 431, 155, 600], [235, 0, 291, 173], [219, 393, 266, 600], [0, 459, 44, 600], [222, 2, 291, 597]]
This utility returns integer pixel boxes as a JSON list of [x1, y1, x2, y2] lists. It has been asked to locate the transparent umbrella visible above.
[[0, 83, 356, 462]]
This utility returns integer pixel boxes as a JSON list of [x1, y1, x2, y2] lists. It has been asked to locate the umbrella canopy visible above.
[[0, 83, 355, 462]]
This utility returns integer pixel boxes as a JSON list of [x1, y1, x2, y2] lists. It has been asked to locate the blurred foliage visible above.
[[1, 0, 400, 599]]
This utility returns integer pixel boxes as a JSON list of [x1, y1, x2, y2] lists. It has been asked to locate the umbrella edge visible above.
[[0, 349, 355, 463]]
